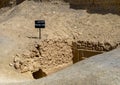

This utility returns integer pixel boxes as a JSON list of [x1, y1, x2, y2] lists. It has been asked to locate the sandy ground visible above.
[[0, 0, 120, 83]]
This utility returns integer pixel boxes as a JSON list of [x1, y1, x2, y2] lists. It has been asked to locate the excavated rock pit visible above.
[[13, 39, 119, 79], [0, 0, 120, 82], [9, 1, 120, 78]]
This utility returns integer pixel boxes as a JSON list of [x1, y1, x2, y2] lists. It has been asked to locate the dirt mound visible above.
[[3, 0, 119, 78], [13, 39, 73, 75], [0, 0, 120, 82]]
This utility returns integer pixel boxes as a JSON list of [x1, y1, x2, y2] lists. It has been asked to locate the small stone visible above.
[[34, 44, 40, 50], [14, 57, 20, 63], [53, 11, 56, 14], [79, 32, 82, 35], [94, 36, 97, 39], [74, 26, 77, 29], [9, 63, 13, 67], [21, 66, 28, 73], [14, 62, 20, 69]]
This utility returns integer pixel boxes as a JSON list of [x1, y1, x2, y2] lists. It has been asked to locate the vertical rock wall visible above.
[[13, 39, 73, 75], [0, 0, 10, 8], [69, 0, 120, 12], [0, 0, 25, 8]]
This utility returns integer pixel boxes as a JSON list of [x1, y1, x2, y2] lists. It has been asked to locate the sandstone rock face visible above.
[[0, 0, 10, 8], [0, 0, 24, 8], [69, 0, 120, 12], [1, 0, 119, 13], [13, 39, 73, 75]]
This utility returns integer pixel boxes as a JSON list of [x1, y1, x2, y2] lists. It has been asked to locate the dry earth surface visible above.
[[0, 0, 120, 83]]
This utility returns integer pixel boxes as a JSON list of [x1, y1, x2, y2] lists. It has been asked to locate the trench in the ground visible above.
[[72, 41, 117, 63], [13, 39, 118, 79]]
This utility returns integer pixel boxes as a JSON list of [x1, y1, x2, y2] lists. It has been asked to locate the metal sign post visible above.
[[35, 20, 45, 39], [39, 28, 41, 39]]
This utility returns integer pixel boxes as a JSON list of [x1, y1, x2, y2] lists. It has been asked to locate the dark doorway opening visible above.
[[72, 41, 117, 63], [32, 69, 47, 79]]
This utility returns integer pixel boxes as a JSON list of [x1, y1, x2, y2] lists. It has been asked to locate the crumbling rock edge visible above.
[[12, 38, 119, 77], [4, 48, 120, 85]]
